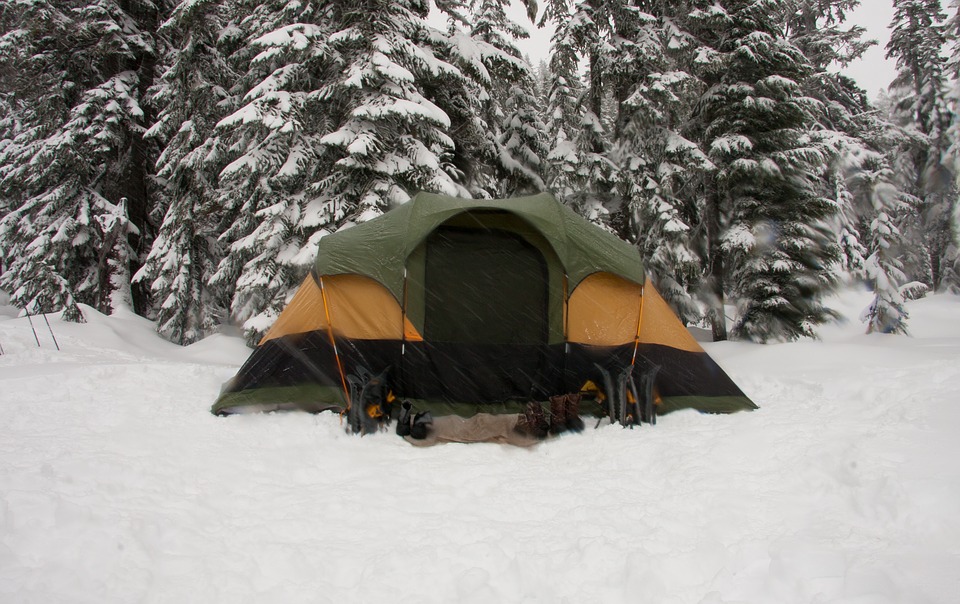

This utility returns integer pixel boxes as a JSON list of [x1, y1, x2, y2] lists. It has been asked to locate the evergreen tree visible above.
[[540, 0, 617, 220], [136, 0, 241, 344], [941, 0, 960, 293], [0, 0, 167, 320], [610, 2, 712, 323], [566, 0, 618, 222], [432, 0, 545, 198], [205, 0, 480, 341], [846, 149, 911, 333], [541, 14, 586, 203], [205, 0, 341, 339], [861, 207, 911, 333], [886, 0, 957, 292], [786, 0, 879, 276], [691, 0, 840, 342], [473, 0, 546, 196], [497, 74, 549, 196]]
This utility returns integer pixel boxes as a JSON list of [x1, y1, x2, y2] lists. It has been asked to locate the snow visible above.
[[710, 134, 753, 155], [1, 290, 959, 603]]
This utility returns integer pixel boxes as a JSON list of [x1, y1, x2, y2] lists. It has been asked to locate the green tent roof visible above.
[[315, 192, 644, 301]]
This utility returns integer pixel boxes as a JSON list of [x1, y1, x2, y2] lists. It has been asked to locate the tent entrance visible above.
[[423, 226, 548, 345], [401, 217, 561, 404]]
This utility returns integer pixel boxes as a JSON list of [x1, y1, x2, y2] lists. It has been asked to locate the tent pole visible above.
[[629, 278, 646, 368], [400, 267, 408, 394], [319, 276, 352, 411], [562, 273, 570, 390]]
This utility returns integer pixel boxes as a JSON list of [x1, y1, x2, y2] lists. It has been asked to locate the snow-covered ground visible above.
[[1, 289, 958, 603]]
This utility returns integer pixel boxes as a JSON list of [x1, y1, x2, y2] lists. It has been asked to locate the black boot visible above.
[[396, 401, 413, 437], [410, 411, 433, 440], [549, 394, 567, 435], [565, 393, 585, 432]]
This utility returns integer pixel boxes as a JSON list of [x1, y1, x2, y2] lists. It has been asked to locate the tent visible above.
[[213, 192, 755, 426]]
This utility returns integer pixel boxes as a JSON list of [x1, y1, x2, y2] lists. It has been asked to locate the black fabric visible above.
[[424, 226, 549, 345], [400, 342, 565, 404], [633, 344, 746, 398], [224, 332, 747, 413], [223, 332, 400, 394]]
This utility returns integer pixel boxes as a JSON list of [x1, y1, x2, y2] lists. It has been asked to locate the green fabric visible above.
[[656, 396, 759, 415], [213, 388, 756, 418], [314, 192, 645, 303], [212, 385, 346, 415]]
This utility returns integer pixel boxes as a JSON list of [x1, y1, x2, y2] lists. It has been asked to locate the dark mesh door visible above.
[[424, 227, 548, 344]]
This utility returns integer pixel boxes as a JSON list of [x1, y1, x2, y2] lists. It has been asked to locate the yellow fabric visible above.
[[638, 281, 703, 353], [567, 273, 704, 352], [259, 275, 327, 344], [260, 274, 423, 343], [263, 272, 697, 352], [567, 272, 642, 345]]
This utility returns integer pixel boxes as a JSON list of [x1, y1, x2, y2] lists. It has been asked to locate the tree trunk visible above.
[[123, 123, 152, 316], [706, 187, 727, 341], [930, 248, 941, 292], [589, 50, 603, 133], [122, 0, 160, 317]]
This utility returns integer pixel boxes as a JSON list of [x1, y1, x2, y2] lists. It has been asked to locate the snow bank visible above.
[[1, 291, 958, 603]]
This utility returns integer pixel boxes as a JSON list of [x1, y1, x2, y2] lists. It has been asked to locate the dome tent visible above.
[[213, 192, 755, 429]]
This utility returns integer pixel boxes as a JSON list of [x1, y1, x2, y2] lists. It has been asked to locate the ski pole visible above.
[[25, 309, 41, 348], [41, 313, 60, 351], [0, 337, 4, 355]]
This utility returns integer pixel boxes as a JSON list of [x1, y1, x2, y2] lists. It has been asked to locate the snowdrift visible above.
[[1, 291, 959, 603]]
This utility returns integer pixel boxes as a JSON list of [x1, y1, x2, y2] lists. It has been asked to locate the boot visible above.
[[549, 394, 567, 435], [564, 393, 585, 432], [516, 401, 549, 439], [396, 400, 413, 437], [410, 411, 433, 440]]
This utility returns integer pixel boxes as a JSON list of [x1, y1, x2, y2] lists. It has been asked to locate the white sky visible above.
[[505, 0, 900, 100]]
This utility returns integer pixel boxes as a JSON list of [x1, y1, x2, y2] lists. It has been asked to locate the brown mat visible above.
[[404, 413, 541, 447]]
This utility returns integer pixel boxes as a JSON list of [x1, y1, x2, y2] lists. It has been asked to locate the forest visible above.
[[1, 0, 958, 345]]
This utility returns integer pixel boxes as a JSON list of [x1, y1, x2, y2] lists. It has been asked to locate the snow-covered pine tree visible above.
[[834, 171, 868, 276], [540, 0, 617, 221], [424, 6, 497, 196], [568, 0, 618, 223], [209, 0, 472, 342], [313, 0, 467, 209], [886, 0, 957, 292], [847, 150, 911, 333], [690, 0, 841, 342], [136, 0, 242, 344], [0, 0, 167, 320], [862, 209, 911, 333], [203, 0, 344, 341], [541, 12, 586, 203], [610, 2, 712, 323], [497, 73, 549, 196], [939, 0, 960, 293], [474, 0, 548, 196], [786, 0, 878, 276], [0, 70, 17, 245], [434, 0, 545, 198]]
